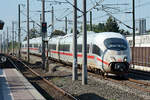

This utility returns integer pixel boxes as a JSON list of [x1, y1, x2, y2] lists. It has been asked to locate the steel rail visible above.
[[8, 55, 78, 100], [88, 72, 150, 93], [20, 53, 150, 94], [66, 62, 150, 93], [128, 78, 150, 86]]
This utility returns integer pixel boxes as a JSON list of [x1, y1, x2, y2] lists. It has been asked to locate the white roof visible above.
[[49, 31, 125, 44], [22, 37, 42, 44], [22, 31, 126, 46], [126, 34, 150, 47]]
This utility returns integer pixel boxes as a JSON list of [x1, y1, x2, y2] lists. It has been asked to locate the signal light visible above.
[[0, 20, 4, 30], [42, 22, 47, 33]]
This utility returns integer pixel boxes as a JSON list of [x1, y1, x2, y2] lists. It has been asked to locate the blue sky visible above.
[[0, 0, 150, 41]]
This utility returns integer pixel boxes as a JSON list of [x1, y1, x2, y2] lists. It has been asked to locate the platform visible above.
[[0, 68, 45, 100]]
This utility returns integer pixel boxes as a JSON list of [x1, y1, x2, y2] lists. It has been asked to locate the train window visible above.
[[25, 44, 27, 47], [58, 44, 70, 51], [58, 45, 63, 51], [77, 44, 82, 52], [49, 44, 56, 50], [77, 44, 89, 53], [104, 38, 127, 51], [21, 44, 24, 48], [92, 45, 101, 56], [34, 44, 38, 48], [29, 44, 32, 48], [87, 44, 90, 53], [63, 44, 70, 51]]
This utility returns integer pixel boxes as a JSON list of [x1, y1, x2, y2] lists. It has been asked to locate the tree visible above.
[[86, 23, 105, 33], [84, 16, 130, 36], [105, 16, 119, 32], [70, 28, 80, 34], [24, 28, 40, 41], [147, 29, 150, 34], [119, 29, 130, 36], [50, 30, 66, 38], [98, 23, 105, 32]]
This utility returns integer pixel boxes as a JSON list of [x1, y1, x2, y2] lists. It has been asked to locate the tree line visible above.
[[86, 16, 130, 35], [24, 16, 130, 40]]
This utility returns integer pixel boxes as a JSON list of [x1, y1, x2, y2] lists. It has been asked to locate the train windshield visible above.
[[104, 38, 127, 50]]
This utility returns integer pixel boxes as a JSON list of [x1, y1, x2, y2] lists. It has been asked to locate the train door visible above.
[[88, 43, 96, 68], [38, 44, 42, 54], [57, 40, 60, 60]]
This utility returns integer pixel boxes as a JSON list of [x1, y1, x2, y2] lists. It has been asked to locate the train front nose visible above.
[[110, 62, 129, 73]]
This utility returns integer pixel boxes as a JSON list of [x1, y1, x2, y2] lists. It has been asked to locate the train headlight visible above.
[[124, 57, 127, 62], [0, 56, 6, 63]]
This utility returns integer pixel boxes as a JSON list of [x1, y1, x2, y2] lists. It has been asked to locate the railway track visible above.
[[49, 58, 150, 94], [55, 59, 150, 93], [47, 58, 150, 94], [86, 70, 150, 93], [7, 55, 78, 100], [15, 53, 150, 96]]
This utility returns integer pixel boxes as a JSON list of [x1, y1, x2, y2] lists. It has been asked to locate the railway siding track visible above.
[[7, 55, 78, 100]]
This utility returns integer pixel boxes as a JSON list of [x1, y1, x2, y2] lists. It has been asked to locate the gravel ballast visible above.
[[22, 54, 150, 100]]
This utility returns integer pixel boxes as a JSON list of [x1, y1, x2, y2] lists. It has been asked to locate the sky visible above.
[[0, 0, 150, 41]]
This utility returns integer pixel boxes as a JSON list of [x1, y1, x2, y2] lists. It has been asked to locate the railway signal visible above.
[[41, 0, 48, 71], [42, 22, 47, 33], [0, 20, 4, 30]]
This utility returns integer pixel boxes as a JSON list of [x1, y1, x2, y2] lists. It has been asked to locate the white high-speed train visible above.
[[21, 31, 131, 75]]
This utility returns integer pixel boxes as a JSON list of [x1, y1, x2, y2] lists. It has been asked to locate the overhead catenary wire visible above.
[[92, 1, 150, 23], [57, 8, 71, 20], [65, 0, 83, 13], [16, 0, 150, 33], [77, 0, 105, 18], [21, 11, 41, 27], [102, 6, 132, 29]]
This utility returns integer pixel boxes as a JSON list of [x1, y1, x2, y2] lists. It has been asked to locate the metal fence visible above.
[[131, 47, 150, 67]]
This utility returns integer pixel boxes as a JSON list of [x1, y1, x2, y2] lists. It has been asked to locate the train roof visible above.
[[49, 31, 126, 44], [22, 31, 126, 45], [22, 37, 42, 44]]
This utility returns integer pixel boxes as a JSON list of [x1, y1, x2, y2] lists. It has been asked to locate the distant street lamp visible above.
[[0, 20, 4, 30]]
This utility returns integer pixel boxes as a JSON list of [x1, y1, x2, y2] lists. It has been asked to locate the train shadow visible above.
[[127, 72, 150, 81], [107, 75, 128, 80], [76, 93, 107, 100], [108, 72, 150, 81]]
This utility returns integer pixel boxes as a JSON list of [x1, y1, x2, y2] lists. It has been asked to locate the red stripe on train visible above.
[[22, 48, 38, 50], [51, 51, 94, 59], [97, 57, 109, 65], [23, 48, 109, 65]]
